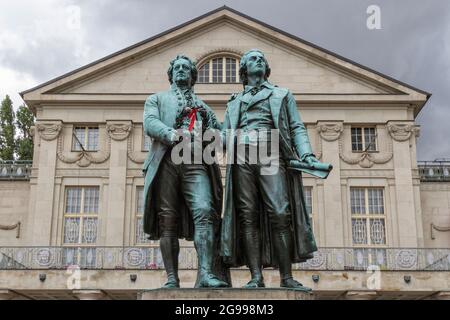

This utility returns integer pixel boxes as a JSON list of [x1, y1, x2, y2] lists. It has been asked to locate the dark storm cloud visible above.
[[1, 0, 449, 160]]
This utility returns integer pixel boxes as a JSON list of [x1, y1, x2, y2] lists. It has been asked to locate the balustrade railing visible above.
[[418, 160, 450, 182], [0, 160, 32, 180], [0, 246, 449, 271]]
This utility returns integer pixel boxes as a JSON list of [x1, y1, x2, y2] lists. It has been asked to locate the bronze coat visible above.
[[142, 88, 223, 240], [220, 83, 318, 267]]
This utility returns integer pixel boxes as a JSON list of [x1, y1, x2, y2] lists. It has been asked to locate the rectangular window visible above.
[[226, 58, 237, 82], [63, 186, 99, 267], [351, 127, 377, 151], [212, 58, 223, 83], [350, 187, 386, 246], [198, 62, 210, 83], [73, 126, 99, 151], [64, 187, 99, 244], [350, 187, 386, 269], [136, 187, 151, 244]]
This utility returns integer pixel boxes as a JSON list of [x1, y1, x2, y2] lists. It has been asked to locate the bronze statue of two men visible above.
[[142, 49, 326, 291]]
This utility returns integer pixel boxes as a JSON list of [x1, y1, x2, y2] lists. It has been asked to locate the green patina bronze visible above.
[[142, 55, 229, 288], [220, 49, 331, 291]]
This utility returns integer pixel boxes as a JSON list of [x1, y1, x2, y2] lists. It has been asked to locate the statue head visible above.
[[167, 55, 198, 88], [239, 49, 271, 86]]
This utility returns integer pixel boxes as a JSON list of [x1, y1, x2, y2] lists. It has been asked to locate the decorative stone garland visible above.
[[314, 121, 394, 168], [0, 221, 21, 238], [127, 133, 148, 164], [338, 132, 393, 168], [56, 127, 111, 167], [315, 122, 344, 160]]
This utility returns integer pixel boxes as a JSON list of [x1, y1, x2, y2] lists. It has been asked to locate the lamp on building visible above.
[[404, 275, 411, 284], [39, 273, 46, 282], [130, 274, 137, 282], [312, 274, 320, 283]]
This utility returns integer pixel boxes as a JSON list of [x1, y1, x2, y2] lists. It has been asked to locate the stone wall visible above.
[[0, 181, 30, 245], [420, 182, 450, 247]]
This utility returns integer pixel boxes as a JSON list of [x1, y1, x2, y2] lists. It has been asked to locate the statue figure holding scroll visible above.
[[142, 55, 228, 288], [220, 49, 331, 290]]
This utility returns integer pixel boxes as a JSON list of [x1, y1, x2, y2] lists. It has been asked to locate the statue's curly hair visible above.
[[239, 49, 271, 86], [167, 55, 198, 86]]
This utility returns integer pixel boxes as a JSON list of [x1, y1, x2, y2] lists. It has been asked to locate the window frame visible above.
[[351, 126, 378, 152], [350, 187, 387, 248], [62, 186, 100, 247], [72, 125, 99, 152], [135, 186, 152, 245], [197, 56, 240, 84]]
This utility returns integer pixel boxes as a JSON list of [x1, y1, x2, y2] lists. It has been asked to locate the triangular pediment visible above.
[[22, 6, 429, 108]]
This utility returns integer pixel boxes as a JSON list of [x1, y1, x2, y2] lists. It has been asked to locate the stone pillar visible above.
[[73, 289, 106, 300], [387, 121, 421, 247], [31, 120, 62, 245], [104, 121, 132, 246], [316, 121, 344, 246]]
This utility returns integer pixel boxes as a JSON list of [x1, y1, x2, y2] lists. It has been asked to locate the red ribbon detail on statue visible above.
[[188, 108, 197, 132]]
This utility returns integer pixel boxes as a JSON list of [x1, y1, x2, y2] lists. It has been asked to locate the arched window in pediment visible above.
[[197, 55, 240, 83]]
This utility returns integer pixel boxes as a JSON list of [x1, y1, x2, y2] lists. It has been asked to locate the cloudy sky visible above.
[[1, 0, 449, 160]]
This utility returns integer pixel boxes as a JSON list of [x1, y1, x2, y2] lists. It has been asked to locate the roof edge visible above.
[[20, 5, 431, 100]]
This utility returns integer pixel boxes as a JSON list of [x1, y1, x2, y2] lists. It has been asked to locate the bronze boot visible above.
[[242, 231, 265, 288], [272, 221, 311, 292], [160, 235, 180, 288], [195, 225, 228, 288]]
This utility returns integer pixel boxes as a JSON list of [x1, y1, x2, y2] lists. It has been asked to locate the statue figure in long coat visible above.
[[142, 55, 228, 288], [221, 49, 327, 291]]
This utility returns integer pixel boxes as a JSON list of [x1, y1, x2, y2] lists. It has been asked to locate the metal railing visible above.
[[0, 246, 449, 271], [0, 160, 33, 180], [418, 160, 450, 182], [1, 160, 447, 183]]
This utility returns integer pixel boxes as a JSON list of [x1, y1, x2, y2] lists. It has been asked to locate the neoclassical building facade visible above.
[[0, 7, 449, 300]]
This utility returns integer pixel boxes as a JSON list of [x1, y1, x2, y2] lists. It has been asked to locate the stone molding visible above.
[[338, 125, 393, 168], [36, 121, 62, 141], [127, 133, 147, 164], [387, 121, 420, 142], [0, 221, 21, 238], [431, 223, 450, 240], [316, 122, 344, 142], [57, 125, 110, 167], [106, 121, 132, 141], [315, 121, 344, 160], [315, 122, 393, 168]]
